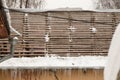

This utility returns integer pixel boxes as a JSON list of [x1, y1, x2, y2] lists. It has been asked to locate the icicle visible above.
[[94, 70, 97, 80], [68, 69, 72, 80], [18, 69, 21, 80]]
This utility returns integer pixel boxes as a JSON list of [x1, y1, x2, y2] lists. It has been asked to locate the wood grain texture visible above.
[[0, 69, 103, 80]]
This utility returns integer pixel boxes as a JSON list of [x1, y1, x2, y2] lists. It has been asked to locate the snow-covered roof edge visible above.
[[9, 8, 120, 13]]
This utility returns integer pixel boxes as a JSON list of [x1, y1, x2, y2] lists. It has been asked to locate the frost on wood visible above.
[[44, 34, 49, 42], [104, 24, 120, 80]]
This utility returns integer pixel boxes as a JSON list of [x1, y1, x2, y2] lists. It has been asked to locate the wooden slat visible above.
[[0, 11, 118, 57]]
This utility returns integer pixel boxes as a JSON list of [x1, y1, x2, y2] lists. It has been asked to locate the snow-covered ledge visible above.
[[0, 56, 107, 69]]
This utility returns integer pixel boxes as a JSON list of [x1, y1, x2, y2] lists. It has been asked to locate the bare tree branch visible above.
[[94, 0, 120, 9], [6, 0, 44, 9]]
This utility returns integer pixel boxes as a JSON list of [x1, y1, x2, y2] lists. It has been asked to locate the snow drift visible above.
[[0, 56, 107, 69]]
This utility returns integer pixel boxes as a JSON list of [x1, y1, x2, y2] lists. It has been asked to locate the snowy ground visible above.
[[0, 56, 107, 69]]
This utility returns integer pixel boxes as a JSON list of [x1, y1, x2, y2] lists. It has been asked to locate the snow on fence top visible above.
[[9, 8, 120, 12], [0, 56, 107, 69]]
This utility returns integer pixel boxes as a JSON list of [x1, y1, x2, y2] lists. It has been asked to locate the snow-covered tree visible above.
[[6, 0, 44, 9], [94, 0, 120, 9]]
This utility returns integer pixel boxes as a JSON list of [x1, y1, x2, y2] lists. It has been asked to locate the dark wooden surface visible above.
[[0, 9, 9, 39]]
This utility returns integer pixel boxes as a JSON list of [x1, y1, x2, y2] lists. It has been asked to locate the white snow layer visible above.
[[104, 23, 120, 80], [0, 56, 107, 69]]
